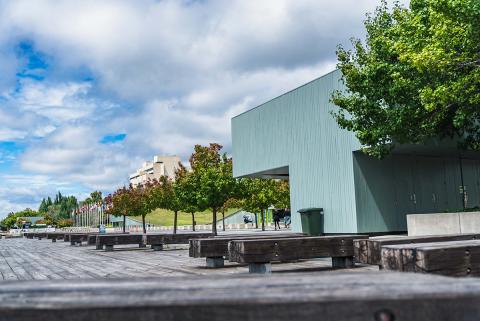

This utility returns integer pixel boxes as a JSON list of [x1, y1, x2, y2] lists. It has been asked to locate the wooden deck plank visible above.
[[0, 236, 377, 281]]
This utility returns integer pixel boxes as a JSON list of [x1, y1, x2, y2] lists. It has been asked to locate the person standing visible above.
[[284, 208, 291, 228], [273, 209, 281, 230]]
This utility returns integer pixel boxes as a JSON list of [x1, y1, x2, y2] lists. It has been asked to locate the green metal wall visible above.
[[232, 70, 362, 233], [353, 153, 480, 233]]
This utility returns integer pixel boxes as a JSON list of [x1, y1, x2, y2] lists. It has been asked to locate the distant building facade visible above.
[[129, 155, 181, 186]]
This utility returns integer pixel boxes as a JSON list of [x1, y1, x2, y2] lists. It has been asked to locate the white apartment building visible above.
[[129, 155, 181, 186]]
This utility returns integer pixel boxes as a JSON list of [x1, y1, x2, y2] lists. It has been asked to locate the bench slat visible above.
[[146, 233, 213, 246], [229, 235, 367, 264], [1, 272, 480, 321], [365, 234, 480, 265], [189, 233, 304, 258], [381, 239, 480, 276]]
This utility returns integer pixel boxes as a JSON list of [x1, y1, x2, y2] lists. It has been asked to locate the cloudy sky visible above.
[[0, 0, 407, 218]]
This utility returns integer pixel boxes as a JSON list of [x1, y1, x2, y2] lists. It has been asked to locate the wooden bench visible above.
[[381, 239, 480, 276], [46, 233, 65, 242], [228, 235, 367, 273], [1, 272, 479, 321], [189, 233, 304, 268], [95, 234, 145, 251], [68, 233, 100, 246], [146, 233, 213, 251], [34, 233, 47, 240], [23, 232, 35, 239], [355, 233, 480, 266]]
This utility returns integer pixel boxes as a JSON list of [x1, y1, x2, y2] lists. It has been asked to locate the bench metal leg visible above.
[[96, 244, 104, 250], [70, 241, 76, 246], [332, 256, 355, 268], [152, 244, 164, 251], [248, 263, 272, 274], [105, 245, 114, 252], [139, 243, 147, 248], [206, 257, 224, 268]]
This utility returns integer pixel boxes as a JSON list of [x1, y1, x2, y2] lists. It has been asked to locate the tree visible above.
[[221, 197, 239, 231], [0, 208, 40, 229], [175, 163, 200, 231], [240, 178, 278, 231], [332, 0, 480, 158], [105, 186, 134, 233], [162, 176, 182, 235], [38, 198, 48, 213], [189, 144, 237, 236], [274, 180, 290, 209], [46, 197, 53, 207], [128, 184, 149, 234], [147, 176, 182, 234], [90, 191, 103, 204]]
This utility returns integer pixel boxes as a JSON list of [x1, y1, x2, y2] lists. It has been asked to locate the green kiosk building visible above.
[[231, 70, 480, 234]]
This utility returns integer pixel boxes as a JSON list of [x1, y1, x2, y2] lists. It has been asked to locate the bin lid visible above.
[[298, 208, 323, 213]]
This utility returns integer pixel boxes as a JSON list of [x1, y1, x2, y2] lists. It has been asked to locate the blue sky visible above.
[[0, 0, 408, 218]]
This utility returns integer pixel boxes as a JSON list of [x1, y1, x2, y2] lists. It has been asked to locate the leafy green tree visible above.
[[131, 182, 151, 234], [0, 208, 40, 229], [90, 191, 103, 204], [241, 178, 278, 231], [57, 218, 74, 228], [38, 198, 48, 213], [189, 144, 237, 236], [332, 0, 480, 158], [105, 186, 134, 233], [148, 176, 182, 234], [274, 180, 290, 209], [54, 191, 63, 205], [175, 163, 200, 231], [221, 197, 240, 231]]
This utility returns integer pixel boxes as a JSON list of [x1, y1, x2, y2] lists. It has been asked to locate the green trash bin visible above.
[[298, 208, 324, 236]]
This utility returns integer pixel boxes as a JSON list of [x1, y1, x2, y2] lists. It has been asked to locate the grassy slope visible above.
[[131, 208, 239, 226]]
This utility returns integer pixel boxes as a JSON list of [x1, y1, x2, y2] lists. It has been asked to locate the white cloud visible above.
[[0, 174, 86, 219], [0, 0, 405, 101], [0, 0, 410, 217], [19, 125, 142, 190]]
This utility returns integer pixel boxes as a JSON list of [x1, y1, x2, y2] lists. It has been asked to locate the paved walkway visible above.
[[0, 236, 377, 281]]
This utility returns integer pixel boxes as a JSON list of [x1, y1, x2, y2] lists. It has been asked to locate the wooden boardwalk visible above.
[[0, 237, 377, 281]]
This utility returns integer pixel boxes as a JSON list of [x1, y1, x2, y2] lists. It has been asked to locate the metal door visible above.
[[393, 155, 416, 230], [461, 159, 480, 209]]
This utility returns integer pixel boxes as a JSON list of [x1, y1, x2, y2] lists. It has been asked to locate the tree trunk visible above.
[[254, 213, 258, 229], [261, 208, 265, 231], [222, 207, 225, 231], [191, 212, 196, 231], [142, 214, 146, 234], [212, 207, 217, 236], [173, 210, 178, 235], [122, 214, 126, 233]]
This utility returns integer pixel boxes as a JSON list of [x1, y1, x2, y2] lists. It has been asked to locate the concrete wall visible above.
[[407, 212, 480, 236], [130, 155, 181, 186]]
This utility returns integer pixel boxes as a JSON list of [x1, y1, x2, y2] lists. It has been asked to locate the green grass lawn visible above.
[[131, 208, 239, 226]]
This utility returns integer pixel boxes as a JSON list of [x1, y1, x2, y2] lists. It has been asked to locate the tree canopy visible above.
[[332, 0, 480, 158], [38, 192, 77, 225], [0, 208, 40, 229], [189, 143, 238, 235]]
